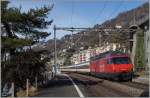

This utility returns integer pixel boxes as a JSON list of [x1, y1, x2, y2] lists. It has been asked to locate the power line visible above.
[[112, 1, 124, 18], [71, 1, 75, 48], [99, 1, 124, 46], [54, 26, 137, 52], [91, 1, 123, 28], [92, 1, 107, 25], [105, 1, 124, 25], [70, 0, 75, 27], [67, 1, 125, 50], [51, 0, 54, 3]]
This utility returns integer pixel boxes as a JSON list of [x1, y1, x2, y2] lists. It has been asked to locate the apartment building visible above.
[[71, 43, 118, 64]]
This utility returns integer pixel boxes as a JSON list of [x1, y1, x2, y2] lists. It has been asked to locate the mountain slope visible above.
[[33, 2, 149, 54]]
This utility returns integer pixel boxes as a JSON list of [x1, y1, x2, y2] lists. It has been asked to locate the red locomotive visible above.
[[90, 51, 133, 81]]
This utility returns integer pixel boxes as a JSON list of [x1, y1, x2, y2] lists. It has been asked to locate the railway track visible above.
[[75, 72, 148, 90], [119, 81, 149, 90], [66, 72, 149, 97], [68, 73, 127, 97]]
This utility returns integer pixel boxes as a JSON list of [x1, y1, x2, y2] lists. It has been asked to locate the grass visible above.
[[16, 86, 38, 97], [134, 31, 145, 68], [135, 71, 149, 77]]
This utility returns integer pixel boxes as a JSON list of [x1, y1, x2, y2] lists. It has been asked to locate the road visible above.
[[34, 72, 149, 97], [34, 74, 79, 97]]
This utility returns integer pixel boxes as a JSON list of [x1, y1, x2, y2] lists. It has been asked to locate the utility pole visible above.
[[99, 32, 102, 47], [53, 25, 57, 77], [11, 82, 14, 97], [26, 79, 29, 97], [35, 77, 38, 90], [133, 9, 136, 25]]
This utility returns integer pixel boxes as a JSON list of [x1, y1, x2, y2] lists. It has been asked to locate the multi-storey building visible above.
[[71, 43, 119, 64]]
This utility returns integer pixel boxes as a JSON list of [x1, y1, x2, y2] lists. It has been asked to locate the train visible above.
[[90, 51, 133, 81]]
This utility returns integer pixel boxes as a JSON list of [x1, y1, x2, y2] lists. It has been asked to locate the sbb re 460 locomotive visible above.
[[90, 51, 133, 81]]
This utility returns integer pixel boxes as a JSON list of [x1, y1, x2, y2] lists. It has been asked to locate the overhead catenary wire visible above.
[[72, 0, 75, 48], [91, 1, 107, 47], [92, 1, 107, 25], [91, 1, 123, 47], [70, 0, 75, 27], [51, 0, 54, 4], [111, 1, 124, 18], [100, 1, 125, 49], [101, 1, 124, 46], [68, 1, 106, 49], [63, 1, 126, 50], [109, 1, 123, 18], [68, 1, 107, 49], [99, 1, 123, 28]]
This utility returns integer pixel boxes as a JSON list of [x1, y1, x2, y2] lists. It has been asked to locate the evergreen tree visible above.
[[1, 1, 53, 96]]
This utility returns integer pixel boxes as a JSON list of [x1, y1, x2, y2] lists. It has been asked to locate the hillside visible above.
[[33, 2, 149, 54], [100, 2, 148, 28]]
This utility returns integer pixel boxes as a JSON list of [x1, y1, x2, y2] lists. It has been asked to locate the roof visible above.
[[90, 50, 128, 60]]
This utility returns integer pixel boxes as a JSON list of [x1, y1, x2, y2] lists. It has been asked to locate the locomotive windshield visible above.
[[110, 57, 130, 64]]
